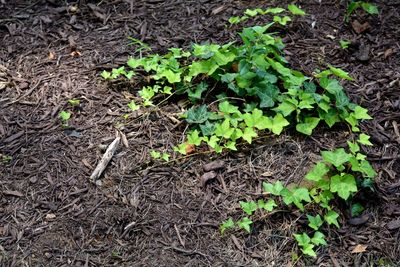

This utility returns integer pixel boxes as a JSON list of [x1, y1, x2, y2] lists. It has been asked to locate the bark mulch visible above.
[[1, 1, 399, 266]]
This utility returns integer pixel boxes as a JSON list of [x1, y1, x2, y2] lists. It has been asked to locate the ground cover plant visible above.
[[101, 5, 377, 259]]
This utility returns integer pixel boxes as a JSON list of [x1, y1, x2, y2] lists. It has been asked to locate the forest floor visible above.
[[1, 1, 399, 266]]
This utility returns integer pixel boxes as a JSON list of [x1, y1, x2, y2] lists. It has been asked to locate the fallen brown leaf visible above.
[[352, 20, 370, 34], [351, 244, 367, 254], [48, 51, 55, 60], [70, 51, 81, 57], [185, 143, 195, 155]]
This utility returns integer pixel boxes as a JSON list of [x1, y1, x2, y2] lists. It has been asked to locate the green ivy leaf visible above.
[[263, 181, 284, 196], [270, 113, 289, 135], [101, 70, 111, 79], [188, 82, 208, 101], [220, 218, 235, 235], [127, 100, 140, 111], [352, 106, 373, 120], [242, 108, 270, 130], [186, 105, 209, 124], [59, 111, 71, 121], [173, 143, 187, 155], [242, 127, 258, 144], [214, 119, 234, 139], [288, 4, 306, 16], [294, 233, 311, 247], [264, 7, 285, 14], [351, 158, 377, 178], [219, 101, 240, 115], [150, 150, 161, 159], [321, 148, 351, 168], [161, 153, 170, 162], [240, 201, 258, 215], [328, 65, 354, 81], [361, 2, 379, 15], [319, 77, 343, 95], [187, 130, 203, 146], [224, 141, 237, 151], [324, 210, 340, 228], [311, 231, 327, 246], [237, 217, 253, 233], [306, 162, 330, 182], [228, 16, 241, 25], [347, 141, 360, 154], [68, 99, 80, 106], [244, 9, 259, 17], [296, 117, 320, 135], [351, 203, 365, 217], [330, 174, 357, 200], [200, 121, 216, 136], [307, 214, 323, 230], [274, 100, 297, 117], [301, 243, 317, 257], [256, 82, 279, 108], [281, 187, 311, 211], [358, 133, 373, 146], [273, 15, 292, 26], [257, 199, 277, 212]]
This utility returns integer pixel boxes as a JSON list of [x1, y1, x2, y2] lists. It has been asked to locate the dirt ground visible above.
[[1, 0, 399, 266]]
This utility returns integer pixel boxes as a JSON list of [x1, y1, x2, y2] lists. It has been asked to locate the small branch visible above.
[[90, 135, 120, 183]]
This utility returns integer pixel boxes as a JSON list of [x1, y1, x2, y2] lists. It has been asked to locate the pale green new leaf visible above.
[[330, 174, 357, 200], [263, 181, 284, 196], [306, 162, 330, 182], [321, 148, 351, 168], [311, 231, 327, 246], [240, 201, 258, 215], [324, 210, 340, 228], [307, 214, 323, 230], [257, 199, 277, 212], [237, 217, 253, 233], [288, 4, 306, 16], [296, 117, 320, 135]]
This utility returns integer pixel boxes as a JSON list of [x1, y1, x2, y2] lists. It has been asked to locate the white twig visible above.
[[90, 135, 120, 183]]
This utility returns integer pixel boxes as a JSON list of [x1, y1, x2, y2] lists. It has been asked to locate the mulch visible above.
[[1, 0, 399, 266]]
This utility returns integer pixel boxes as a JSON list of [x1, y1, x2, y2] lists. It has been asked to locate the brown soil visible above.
[[1, 1, 399, 266]]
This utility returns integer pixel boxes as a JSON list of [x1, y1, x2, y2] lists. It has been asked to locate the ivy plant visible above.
[[221, 133, 377, 257]]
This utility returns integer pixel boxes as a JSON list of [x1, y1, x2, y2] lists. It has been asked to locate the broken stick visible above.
[[90, 135, 120, 183]]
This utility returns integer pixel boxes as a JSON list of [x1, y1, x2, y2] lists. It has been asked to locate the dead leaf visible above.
[[70, 51, 81, 57], [48, 51, 55, 60], [352, 20, 370, 34], [185, 143, 195, 155], [351, 244, 367, 254]]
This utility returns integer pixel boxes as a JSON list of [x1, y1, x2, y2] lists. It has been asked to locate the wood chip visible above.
[[348, 214, 369, 225], [387, 219, 400, 230], [3, 190, 24, 197], [203, 160, 225, 172], [200, 171, 216, 186]]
